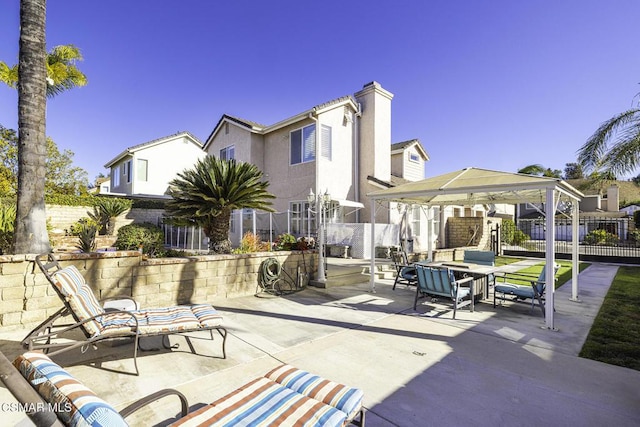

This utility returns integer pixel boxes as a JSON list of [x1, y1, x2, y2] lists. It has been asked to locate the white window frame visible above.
[[112, 166, 120, 187], [290, 124, 316, 165], [220, 145, 235, 160], [137, 159, 148, 182], [412, 205, 421, 236], [409, 152, 420, 163]]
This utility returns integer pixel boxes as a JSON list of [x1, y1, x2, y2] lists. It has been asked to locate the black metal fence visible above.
[[503, 217, 640, 264]]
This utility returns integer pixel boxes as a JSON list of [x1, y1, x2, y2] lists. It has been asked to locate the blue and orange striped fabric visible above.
[[169, 377, 347, 427], [51, 266, 224, 337], [264, 365, 363, 422], [13, 352, 127, 427]]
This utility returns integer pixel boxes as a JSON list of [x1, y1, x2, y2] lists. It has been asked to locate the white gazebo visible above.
[[367, 167, 584, 330]]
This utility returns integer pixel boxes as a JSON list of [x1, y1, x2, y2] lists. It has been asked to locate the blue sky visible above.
[[1, 0, 639, 182]]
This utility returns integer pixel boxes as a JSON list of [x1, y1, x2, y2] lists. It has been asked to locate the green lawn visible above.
[[579, 266, 640, 371], [495, 258, 590, 288]]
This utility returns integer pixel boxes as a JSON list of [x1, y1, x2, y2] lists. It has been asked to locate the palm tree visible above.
[[166, 156, 275, 254], [13, 0, 50, 254], [577, 103, 640, 178], [1, 44, 87, 97]]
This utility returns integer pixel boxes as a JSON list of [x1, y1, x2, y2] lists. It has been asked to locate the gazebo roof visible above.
[[367, 167, 584, 205]]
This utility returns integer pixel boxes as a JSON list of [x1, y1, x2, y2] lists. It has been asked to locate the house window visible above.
[[409, 152, 420, 163], [321, 125, 331, 160], [112, 166, 120, 187], [412, 206, 421, 236], [220, 145, 235, 160], [124, 160, 132, 184], [290, 125, 316, 165], [290, 201, 315, 235], [224, 122, 229, 135], [137, 159, 148, 182]]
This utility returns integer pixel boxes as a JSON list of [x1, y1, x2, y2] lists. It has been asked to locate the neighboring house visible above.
[[104, 131, 206, 198], [203, 81, 437, 251], [97, 177, 110, 194]]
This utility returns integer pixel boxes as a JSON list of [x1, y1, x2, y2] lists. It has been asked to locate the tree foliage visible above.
[[577, 89, 640, 178], [518, 164, 562, 178], [564, 162, 584, 180], [1, 44, 87, 98], [0, 124, 89, 196]]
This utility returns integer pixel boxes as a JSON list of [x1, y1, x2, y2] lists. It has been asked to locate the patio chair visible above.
[[493, 263, 560, 317], [23, 253, 227, 375], [1, 350, 365, 427], [414, 264, 474, 319], [391, 250, 418, 290]]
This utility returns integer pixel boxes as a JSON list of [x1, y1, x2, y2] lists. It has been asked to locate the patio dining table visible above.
[[416, 261, 498, 300]]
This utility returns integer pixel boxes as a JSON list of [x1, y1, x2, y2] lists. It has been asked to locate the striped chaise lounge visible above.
[[22, 253, 227, 375], [1, 351, 365, 427]]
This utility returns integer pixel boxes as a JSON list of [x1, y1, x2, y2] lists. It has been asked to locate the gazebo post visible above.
[[570, 200, 580, 301], [545, 188, 556, 329], [370, 198, 376, 293]]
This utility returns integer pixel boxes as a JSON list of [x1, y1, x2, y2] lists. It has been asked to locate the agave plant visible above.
[[75, 222, 97, 253]]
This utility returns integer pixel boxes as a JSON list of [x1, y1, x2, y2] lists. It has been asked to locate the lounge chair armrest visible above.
[[101, 295, 137, 304], [119, 388, 189, 419]]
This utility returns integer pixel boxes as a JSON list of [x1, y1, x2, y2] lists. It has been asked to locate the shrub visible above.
[[629, 230, 640, 246], [501, 219, 516, 244], [233, 231, 270, 254], [69, 217, 99, 236], [275, 233, 297, 250], [634, 211, 640, 227], [0, 203, 15, 254], [115, 223, 165, 256], [512, 229, 530, 245], [584, 229, 619, 245]]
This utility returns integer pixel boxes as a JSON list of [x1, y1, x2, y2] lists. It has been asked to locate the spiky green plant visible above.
[[75, 222, 97, 253], [166, 156, 275, 254], [88, 197, 131, 235], [0, 203, 16, 254]]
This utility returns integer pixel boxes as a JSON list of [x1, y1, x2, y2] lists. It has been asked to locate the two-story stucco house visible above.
[[104, 131, 206, 198], [203, 81, 432, 253]]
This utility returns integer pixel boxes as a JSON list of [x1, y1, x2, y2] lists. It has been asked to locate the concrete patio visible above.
[[1, 260, 639, 426]]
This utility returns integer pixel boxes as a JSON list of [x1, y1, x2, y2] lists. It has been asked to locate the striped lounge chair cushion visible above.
[[264, 365, 363, 421], [169, 377, 347, 427], [13, 352, 127, 427], [99, 304, 223, 335], [52, 266, 105, 337]]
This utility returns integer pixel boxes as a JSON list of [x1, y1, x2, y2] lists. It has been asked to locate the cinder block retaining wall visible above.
[[0, 251, 317, 331], [46, 205, 165, 234]]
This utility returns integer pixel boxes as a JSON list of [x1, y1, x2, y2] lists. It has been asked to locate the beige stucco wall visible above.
[[46, 205, 164, 235], [0, 251, 317, 330]]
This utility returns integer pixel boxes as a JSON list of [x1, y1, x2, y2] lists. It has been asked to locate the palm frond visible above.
[[578, 108, 640, 173]]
